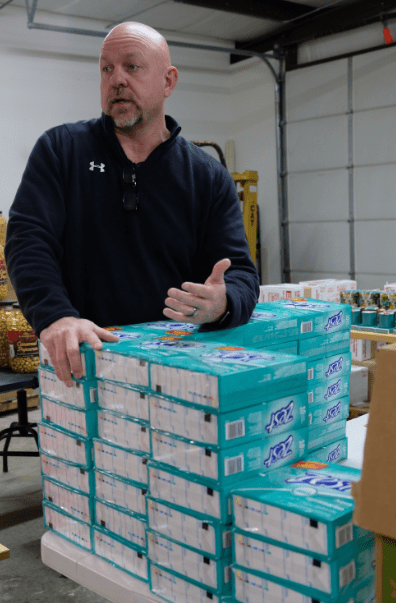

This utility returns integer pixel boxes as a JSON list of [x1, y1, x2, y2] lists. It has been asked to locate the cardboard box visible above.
[[352, 358, 376, 401], [352, 344, 396, 602]]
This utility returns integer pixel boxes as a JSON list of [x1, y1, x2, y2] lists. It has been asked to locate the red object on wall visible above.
[[383, 27, 394, 44]]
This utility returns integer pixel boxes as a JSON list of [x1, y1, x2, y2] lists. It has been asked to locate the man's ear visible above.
[[164, 66, 178, 98]]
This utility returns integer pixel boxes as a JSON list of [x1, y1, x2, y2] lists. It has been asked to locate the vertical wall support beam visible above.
[[275, 55, 290, 283], [347, 56, 356, 280]]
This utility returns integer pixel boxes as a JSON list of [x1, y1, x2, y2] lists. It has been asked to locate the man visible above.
[[5, 22, 259, 387]]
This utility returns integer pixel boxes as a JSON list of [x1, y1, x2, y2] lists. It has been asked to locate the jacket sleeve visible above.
[[199, 164, 260, 331], [5, 131, 80, 337]]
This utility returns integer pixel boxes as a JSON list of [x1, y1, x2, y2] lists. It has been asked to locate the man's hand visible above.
[[163, 258, 231, 325], [40, 317, 119, 387]]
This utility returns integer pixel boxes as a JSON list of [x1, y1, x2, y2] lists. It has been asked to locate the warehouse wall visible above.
[[0, 5, 280, 284], [286, 26, 396, 289]]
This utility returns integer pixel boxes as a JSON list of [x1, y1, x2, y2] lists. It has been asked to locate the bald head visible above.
[[101, 22, 171, 69], [99, 21, 178, 131]]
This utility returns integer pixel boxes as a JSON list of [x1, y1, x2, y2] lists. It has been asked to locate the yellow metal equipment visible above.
[[232, 170, 258, 264]]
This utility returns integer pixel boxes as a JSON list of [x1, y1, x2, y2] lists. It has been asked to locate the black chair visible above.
[[0, 372, 39, 473]]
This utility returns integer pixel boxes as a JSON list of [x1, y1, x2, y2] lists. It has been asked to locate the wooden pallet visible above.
[[0, 543, 10, 561]]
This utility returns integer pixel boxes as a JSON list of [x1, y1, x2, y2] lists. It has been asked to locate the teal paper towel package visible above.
[[307, 352, 352, 383], [42, 476, 94, 524], [148, 461, 237, 524], [150, 427, 308, 485], [149, 392, 308, 449], [40, 452, 94, 494], [41, 396, 97, 439], [232, 527, 374, 599], [231, 462, 369, 558], [38, 421, 92, 467], [92, 438, 149, 485], [147, 529, 232, 594], [259, 299, 352, 337], [308, 397, 350, 428], [146, 495, 232, 559]]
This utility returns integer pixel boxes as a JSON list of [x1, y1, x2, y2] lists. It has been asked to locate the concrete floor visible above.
[[0, 407, 111, 603]]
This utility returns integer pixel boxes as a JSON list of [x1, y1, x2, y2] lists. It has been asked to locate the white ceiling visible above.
[[11, 0, 349, 42]]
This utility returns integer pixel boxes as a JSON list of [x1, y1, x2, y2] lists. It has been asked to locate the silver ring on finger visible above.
[[189, 307, 198, 318]]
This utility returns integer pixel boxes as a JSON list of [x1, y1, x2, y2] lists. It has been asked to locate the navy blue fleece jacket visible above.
[[5, 114, 259, 337]]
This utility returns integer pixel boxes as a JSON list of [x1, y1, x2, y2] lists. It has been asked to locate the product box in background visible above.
[[350, 337, 371, 361], [150, 426, 308, 485], [42, 476, 93, 524], [349, 365, 369, 406], [97, 379, 149, 421], [38, 421, 92, 467], [148, 345, 307, 412], [40, 452, 94, 494], [149, 561, 235, 603], [147, 461, 237, 524], [232, 527, 374, 600], [94, 498, 147, 551], [146, 495, 232, 559], [232, 461, 369, 559], [258, 299, 352, 338], [97, 408, 150, 453], [43, 501, 92, 552], [148, 392, 308, 449], [93, 526, 149, 582], [94, 469, 147, 517], [301, 437, 348, 464], [307, 352, 352, 383], [147, 529, 232, 594], [307, 375, 350, 405], [298, 330, 351, 360], [232, 566, 374, 603], [308, 397, 350, 428], [307, 420, 347, 451], [41, 396, 98, 439], [39, 368, 97, 409], [92, 438, 149, 485], [39, 340, 96, 379], [352, 345, 396, 602]]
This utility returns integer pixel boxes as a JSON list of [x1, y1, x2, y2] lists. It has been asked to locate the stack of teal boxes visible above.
[[92, 331, 154, 582], [92, 324, 309, 602], [256, 300, 352, 464], [38, 342, 97, 553], [230, 462, 375, 603]]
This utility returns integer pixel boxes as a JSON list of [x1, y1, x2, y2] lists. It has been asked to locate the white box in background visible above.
[[350, 338, 371, 361], [349, 366, 369, 406]]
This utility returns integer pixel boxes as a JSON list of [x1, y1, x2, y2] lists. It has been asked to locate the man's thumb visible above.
[[206, 258, 231, 285]]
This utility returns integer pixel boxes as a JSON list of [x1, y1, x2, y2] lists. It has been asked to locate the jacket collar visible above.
[[101, 112, 181, 165]]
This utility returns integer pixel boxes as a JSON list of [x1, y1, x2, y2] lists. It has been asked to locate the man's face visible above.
[[100, 31, 169, 129]]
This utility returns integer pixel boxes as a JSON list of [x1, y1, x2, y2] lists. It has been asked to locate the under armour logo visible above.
[[89, 161, 105, 172]]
